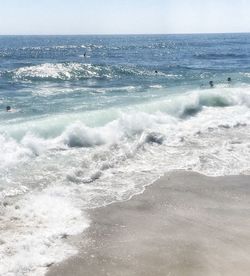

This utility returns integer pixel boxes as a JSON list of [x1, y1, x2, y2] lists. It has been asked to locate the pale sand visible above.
[[47, 171, 250, 276]]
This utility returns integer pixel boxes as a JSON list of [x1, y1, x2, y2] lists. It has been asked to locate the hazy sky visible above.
[[0, 0, 249, 35]]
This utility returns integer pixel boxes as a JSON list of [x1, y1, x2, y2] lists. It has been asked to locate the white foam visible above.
[[0, 85, 250, 276], [149, 85, 163, 89], [60, 122, 109, 147], [0, 134, 33, 169], [1, 85, 250, 170], [0, 188, 89, 276]]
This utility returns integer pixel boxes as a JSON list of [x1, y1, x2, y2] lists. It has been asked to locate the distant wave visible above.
[[194, 53, 247, 59], [3, 62, 177, 82], [5, 63, 113, 81], [0, 44, 104, 59]]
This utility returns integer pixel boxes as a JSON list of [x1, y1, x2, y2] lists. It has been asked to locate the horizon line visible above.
[[0, 31, 249, 36]]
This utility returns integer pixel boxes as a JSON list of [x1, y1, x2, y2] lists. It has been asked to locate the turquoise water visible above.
[[0, 34, 250, 275], [1, 34, 250, 120]]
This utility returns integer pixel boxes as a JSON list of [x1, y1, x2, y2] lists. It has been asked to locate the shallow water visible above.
[[0, 34, 250, 275]]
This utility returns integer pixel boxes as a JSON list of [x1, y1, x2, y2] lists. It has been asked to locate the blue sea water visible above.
[[0, 34, 250, 275]]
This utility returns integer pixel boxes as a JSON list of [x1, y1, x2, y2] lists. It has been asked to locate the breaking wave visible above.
[[0, 86, 250, 276], [2, 62, 179, 82], [6, 63, 113, 81], [1, 86, 250, 170]]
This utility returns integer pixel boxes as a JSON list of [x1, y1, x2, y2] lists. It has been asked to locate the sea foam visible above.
[[0, 85, 250, 276], [0, 188, 89, 276]]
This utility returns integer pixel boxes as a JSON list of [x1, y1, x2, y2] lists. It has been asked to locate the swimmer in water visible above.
[[227, 77, 232, 82], [6, 106, 11, 112], [209, 80, 214, 88]]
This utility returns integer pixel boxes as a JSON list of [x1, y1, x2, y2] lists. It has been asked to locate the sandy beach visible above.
[[46, 171, 250, 276]]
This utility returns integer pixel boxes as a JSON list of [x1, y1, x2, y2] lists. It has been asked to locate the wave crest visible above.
[[4, 62, 178, 82], [8, 63, 113, 81]]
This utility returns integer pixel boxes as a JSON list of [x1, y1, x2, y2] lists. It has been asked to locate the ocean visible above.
[[0, 34, 250, 275]]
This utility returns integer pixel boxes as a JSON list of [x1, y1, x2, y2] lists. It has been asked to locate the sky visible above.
[[0, 0, 250, 35]]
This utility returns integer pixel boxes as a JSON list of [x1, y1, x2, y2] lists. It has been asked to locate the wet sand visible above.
[[47, 171, 250, 276]]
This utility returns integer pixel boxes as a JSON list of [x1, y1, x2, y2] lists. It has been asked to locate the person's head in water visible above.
[[6, 106, 11, 112], [155, 70, 158, 74], [227, 77, 231, 82], [209, 81, 214, 88]]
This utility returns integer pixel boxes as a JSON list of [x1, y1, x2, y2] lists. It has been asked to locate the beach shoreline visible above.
[[47, 170, 250, 276]]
